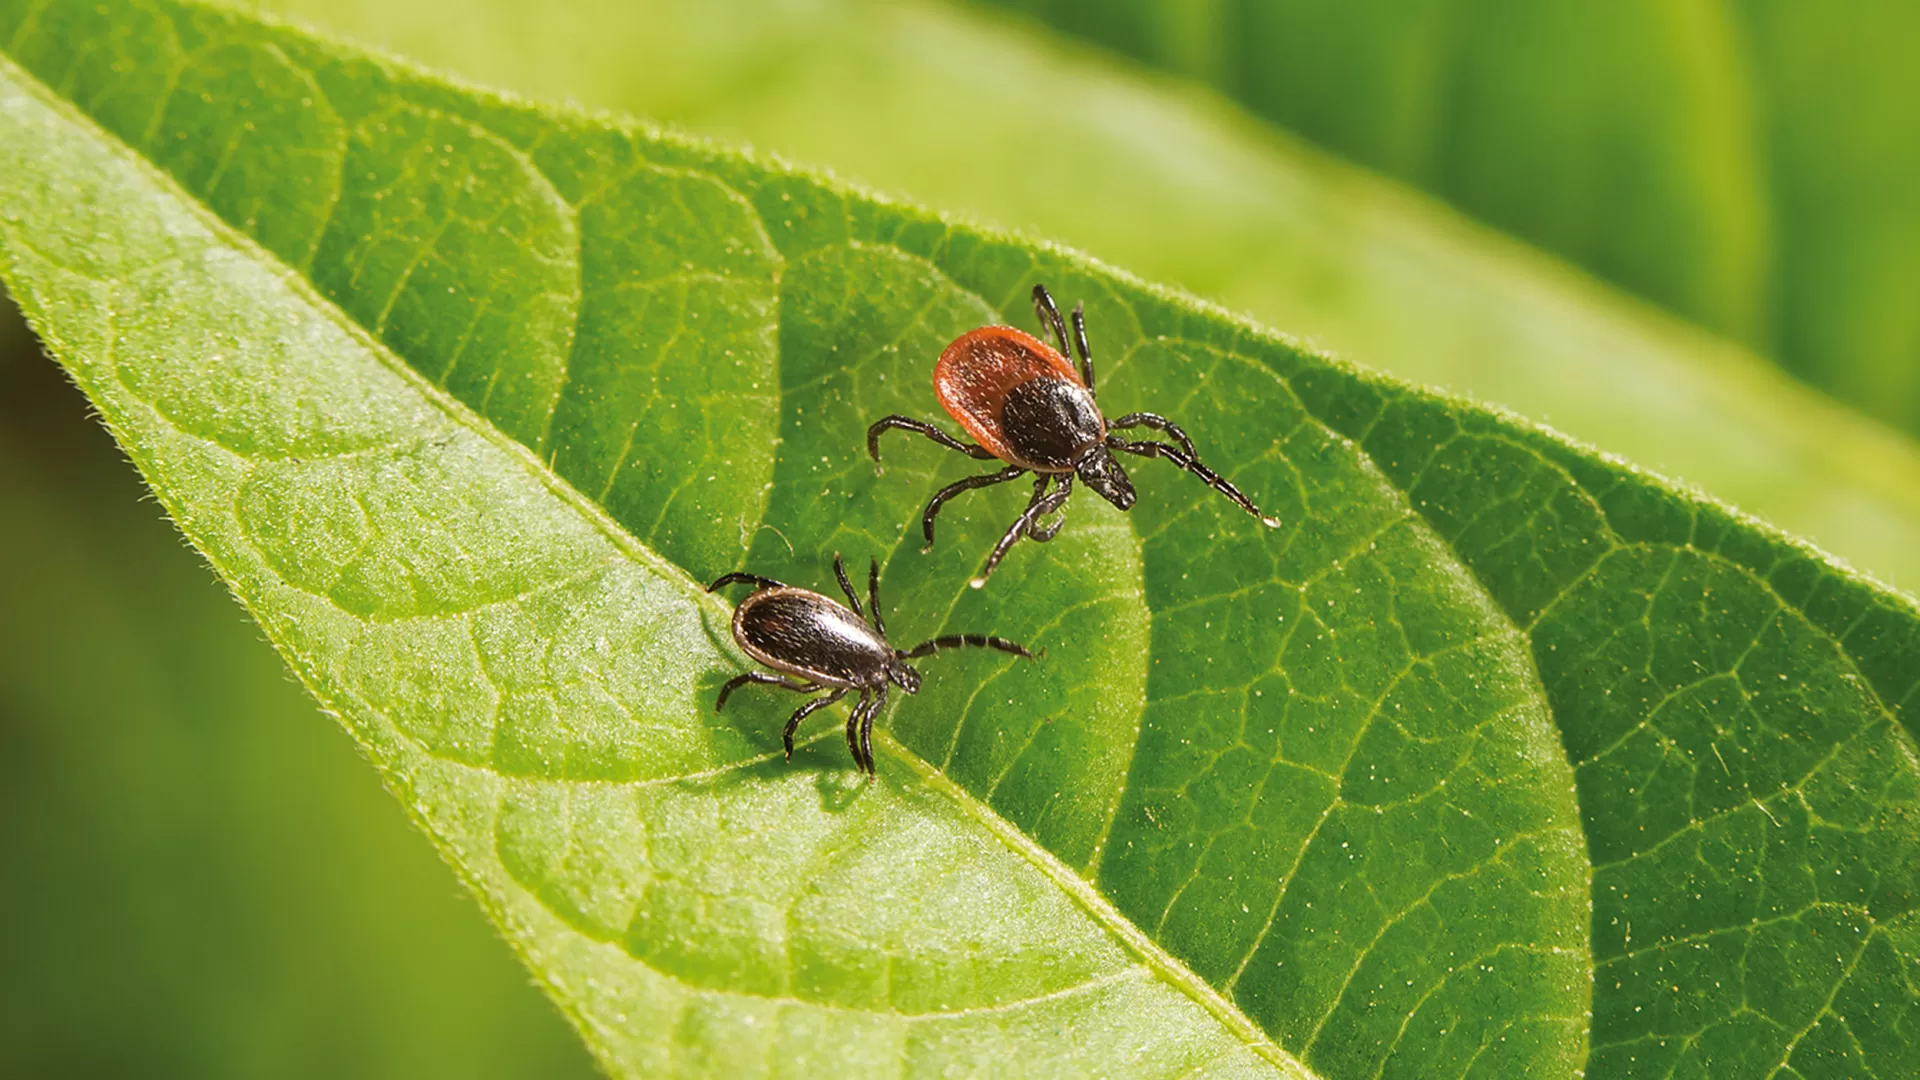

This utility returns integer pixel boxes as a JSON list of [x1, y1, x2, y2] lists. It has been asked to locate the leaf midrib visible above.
[[887, 735, 1305, 1074]]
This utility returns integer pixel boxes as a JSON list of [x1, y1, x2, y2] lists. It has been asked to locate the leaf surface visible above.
[[1, 2, 1916, 1077]]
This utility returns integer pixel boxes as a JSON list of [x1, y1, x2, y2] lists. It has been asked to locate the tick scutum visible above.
[[734, 588, 892, 687], [999, 377, 1104, 470]]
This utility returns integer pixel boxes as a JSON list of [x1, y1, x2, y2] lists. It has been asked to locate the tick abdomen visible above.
[[933, 324, 1089, 468], [734, 589, 893, 686]]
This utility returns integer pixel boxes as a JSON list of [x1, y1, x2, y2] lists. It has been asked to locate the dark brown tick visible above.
[[709, 554, 1036, 777], [868, 284, 1281, 587]]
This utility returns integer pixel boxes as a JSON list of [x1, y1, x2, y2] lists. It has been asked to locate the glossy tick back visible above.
[[868, 284, 1282, 586], [708, 554, 1036, 777]]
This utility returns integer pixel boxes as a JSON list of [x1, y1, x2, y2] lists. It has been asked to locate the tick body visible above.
[[868, 284, 1282, 586], [934, 325, 1103, 472], [710, 555, 1035, 776]]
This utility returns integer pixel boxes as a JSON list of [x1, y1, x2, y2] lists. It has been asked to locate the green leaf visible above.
[[1, 2, 1916, 1078], [251, 0, 1920, 600], [974, 0, 1920, 437]]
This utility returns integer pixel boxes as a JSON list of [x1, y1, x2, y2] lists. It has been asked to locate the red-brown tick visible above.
[[709, 554, 1036, 777], [868, 284, 1282, 586]]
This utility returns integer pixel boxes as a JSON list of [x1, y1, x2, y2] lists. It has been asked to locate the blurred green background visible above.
[[980, 0, 1920, 435], [5, 0, 1919, 1074]]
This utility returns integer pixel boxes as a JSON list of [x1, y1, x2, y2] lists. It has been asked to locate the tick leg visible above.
[[716, 670, 818, 711], [1026, 474, 1073, 542], [1032, 283, 1071, 360], [781, 687, 848, 761], [973, 484, 1074, 587], [866, 558, 886, 638], [867, 416, 998, 464], [708, 572, 787, 593], [1110, 437, 1283, 528], [920, 464, 1026, 550], [845, 690, 874, 774], [1071, 301, 1095, 394], [832, 553, 863, 617], [1026, 511, 1067, 543], [1108, 412, 1196, 459], [858, 683, 889, 780], [901, 633, 1036, 661]]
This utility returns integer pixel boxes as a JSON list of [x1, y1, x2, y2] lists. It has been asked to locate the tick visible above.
[[867, 283, 1281, 586], [708, 554, 1036, 776]]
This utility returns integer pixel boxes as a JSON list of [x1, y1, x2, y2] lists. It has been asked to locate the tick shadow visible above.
[[693, 666, 872, 814]]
